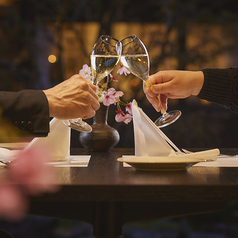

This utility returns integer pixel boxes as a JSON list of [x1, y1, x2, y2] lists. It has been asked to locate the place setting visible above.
[[103, 34, 220, 171], [0, 118, 91, 168], [117, 100, 220, 171]]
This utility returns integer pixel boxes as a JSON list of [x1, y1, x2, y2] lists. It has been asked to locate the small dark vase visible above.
[[79, 104, 120, 151]]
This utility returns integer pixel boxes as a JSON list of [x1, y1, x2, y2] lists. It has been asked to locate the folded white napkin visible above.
[[24, 118, 71, 161], [132, 100, 220, 161], [132, 100, 179, 157]]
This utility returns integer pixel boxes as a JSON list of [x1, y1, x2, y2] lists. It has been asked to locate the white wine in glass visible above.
[[91, 54, 120, 85], [120, 34, 181, 128], [120, 54, 148, 81], [90, 35, 121, 86]]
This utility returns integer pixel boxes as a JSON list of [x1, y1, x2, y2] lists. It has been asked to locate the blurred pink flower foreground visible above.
[[0, 145, 59, 221]]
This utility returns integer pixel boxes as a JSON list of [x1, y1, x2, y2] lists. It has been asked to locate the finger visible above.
[[80, 93, 100, 119], [149, 72, 164, 84], [82, 109, 96, 119], [143, 81, 156, 98], [151, 81, 172, 95], [88, 84, 99, 101], [76, 74, 97, 95], [89, 83, 97, 92], [159, 94, 168, 113], [144, 79, 152, 90], [145, 94, 163, 112], [91, 97, 100, 111]]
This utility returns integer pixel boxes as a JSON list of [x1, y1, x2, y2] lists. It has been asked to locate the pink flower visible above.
[[117, 65, 130, 76], [107, 87, 116, 95], [110, 74, 117, 82], [114, 90, 124, 99], [107, 88, 124, 98], [126, 102, 132, 114], [103, 88, 124, 106], [79, 64, 92, 81], [115, 109, 124, 122], [122, 113, 133, 124], [103, 91, 116, 106], [115, 110, 133, 124]]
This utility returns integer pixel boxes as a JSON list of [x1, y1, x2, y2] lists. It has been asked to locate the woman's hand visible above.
[[143, 70, 204, 112]]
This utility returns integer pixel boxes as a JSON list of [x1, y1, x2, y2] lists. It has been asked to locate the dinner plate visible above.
[[117, 149, 219, 171]]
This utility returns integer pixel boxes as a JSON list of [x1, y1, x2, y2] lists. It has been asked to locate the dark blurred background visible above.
[[1, 0, 238, 148]]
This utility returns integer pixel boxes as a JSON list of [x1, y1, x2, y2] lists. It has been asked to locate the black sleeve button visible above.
[[27, 121, 33, 130], [20, 121, 26, 130]]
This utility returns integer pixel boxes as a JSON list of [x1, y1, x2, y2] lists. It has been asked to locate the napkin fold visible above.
[[24, 118, 71, 161], [132, 100, 178, 157]]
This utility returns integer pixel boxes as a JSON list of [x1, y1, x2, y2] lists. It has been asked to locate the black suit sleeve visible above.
[[0, 90, 50, 136], [199, 67, 238, 113]]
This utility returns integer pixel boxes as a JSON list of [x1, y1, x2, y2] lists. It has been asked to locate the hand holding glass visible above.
[[64, 36, 121, 133], [120, 34, 181, 128]]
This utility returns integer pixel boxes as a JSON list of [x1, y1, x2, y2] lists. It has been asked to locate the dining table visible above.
[[28, 147, 238, 238]]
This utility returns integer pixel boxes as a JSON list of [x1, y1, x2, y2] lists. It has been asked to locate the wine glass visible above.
[[64, 35, 121, 133], [120, 34, 181, 128], [90, 35, 121, 85]]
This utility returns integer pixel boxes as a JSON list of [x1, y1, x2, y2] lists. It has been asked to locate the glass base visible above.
[[155, 110, 181, 128], [63, 119, 92, 133]]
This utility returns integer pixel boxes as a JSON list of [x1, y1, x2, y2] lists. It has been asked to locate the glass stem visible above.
[[105, 75, 110, 88], [162, 112, 170, 120]]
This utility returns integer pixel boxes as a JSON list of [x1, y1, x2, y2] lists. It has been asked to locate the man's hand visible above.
[[43, 74, 100, 119]]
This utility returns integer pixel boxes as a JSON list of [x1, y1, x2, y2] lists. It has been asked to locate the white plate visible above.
[[117, 149, 219, 171]]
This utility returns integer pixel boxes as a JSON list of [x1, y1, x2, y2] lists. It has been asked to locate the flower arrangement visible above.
[[79, 64, 133, 124]]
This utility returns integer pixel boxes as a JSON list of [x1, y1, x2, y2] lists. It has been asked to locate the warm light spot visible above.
[[0, 0, 14, 6], [48, 55, 57, 63], [200, 99, 211, 105]]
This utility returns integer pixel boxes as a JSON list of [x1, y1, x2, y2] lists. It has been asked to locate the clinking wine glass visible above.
[[64, 35, 121, 133], [90, 35, 121, 86], [120, 34, 181, 128]]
